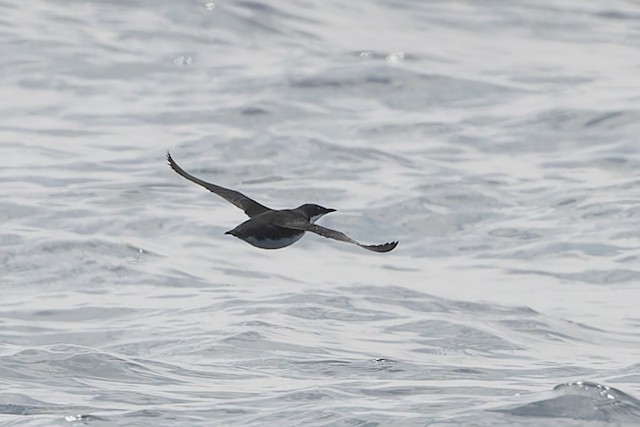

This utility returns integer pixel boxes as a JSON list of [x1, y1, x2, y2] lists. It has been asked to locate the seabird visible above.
[[167, 152, 398, 253]]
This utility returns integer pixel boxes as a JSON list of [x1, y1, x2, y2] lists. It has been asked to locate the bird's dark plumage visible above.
[[167, 152, 270, 218], [167, 152, 398, 253], [270, 216, 398, 253]]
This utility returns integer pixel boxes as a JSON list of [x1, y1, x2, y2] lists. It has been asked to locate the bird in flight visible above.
[[166, 153, 398, 253]]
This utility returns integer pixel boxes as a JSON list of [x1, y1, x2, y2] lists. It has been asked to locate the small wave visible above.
[[500, 381, 640, 422]]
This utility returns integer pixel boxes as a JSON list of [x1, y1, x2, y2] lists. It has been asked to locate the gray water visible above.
[[2, 1, 640, 425]]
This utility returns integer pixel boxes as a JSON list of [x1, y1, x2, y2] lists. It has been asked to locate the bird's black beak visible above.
[[326, 208, 337, 213]]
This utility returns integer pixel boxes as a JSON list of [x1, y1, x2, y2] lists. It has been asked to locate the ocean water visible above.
[[2, 0, 640, 425]]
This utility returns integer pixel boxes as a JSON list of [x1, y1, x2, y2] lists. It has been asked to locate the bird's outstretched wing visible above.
[[275, 218, 398, 253], [166, 152, 272, 218]]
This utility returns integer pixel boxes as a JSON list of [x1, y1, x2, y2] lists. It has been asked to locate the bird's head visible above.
[[296, 204, 336, 223]]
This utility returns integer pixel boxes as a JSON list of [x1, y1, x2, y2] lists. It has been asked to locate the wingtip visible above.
[[385, 240, 399, 252], [365, 240, 398, 253], [166, 151, 180, 172]]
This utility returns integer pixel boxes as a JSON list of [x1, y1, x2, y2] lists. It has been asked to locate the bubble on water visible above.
[[174, 56, 193, 65], [385, 51, 405, 64], [205, 2, 215, 11]]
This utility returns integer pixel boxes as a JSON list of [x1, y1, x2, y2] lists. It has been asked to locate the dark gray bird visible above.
[[166, 153, 398, 253]]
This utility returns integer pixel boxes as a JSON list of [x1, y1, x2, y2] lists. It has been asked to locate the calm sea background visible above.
[[2, 1, 640, 426]]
